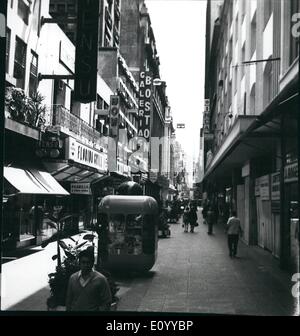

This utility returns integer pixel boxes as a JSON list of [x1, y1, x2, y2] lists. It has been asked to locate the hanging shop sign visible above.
[[204, 133, 214, 141], [271, 172, 280, 201], [71, 183, 92, 195], [284, 162, 298, 183], [74, 0, 99, 103], [36, 130, 63, 159], [138, 66, 152, 141], [203, 99, 210, 134], [109, 95, 120, 138], [259, 175, 270, 201], [255, 178, 260, 196], [242, 162, 250, 177], [66, 137, 107, 171]]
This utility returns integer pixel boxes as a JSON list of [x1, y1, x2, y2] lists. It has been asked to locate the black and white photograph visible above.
[[0, 0, 299, 319]]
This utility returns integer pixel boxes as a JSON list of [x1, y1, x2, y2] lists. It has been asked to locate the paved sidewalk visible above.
[[1, 232, 94, 311], [115, 209, 298, 316], [1, 211, 297, 315]]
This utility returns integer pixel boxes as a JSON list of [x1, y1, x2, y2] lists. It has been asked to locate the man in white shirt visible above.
[[226, 210, 242, 258]]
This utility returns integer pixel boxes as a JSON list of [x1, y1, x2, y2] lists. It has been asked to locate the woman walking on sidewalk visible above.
[[183, 207, 190, 233], [206, 206, 215, 235], [188, 206, 198, 233]]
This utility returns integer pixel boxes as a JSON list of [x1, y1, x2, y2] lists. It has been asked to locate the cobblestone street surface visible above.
[[115, 209, 297, 316]]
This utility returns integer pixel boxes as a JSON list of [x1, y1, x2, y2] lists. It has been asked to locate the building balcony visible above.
[[49, 105, 108, 152], [4, 87, 45, 139]]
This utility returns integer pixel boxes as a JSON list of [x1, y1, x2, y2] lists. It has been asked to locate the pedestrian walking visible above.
[[188, 205, 198, 233], [66, 249, 112, 311], [206, 206, 215, 235], [225, 210, 243, 258], [183, 207, 190, 233], [202, 200, 209, 224]]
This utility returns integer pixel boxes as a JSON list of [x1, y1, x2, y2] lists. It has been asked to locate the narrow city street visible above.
[[115, 209, 297, 316], [1, 208, 297, 315]]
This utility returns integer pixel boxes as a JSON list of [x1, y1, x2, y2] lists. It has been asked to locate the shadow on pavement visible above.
[[4, 287, 50, 311], [111, 270, 156, 280], [2, 247, 44, 264]]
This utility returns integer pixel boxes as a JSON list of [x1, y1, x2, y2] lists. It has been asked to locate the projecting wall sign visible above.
[[66, 137, 107, 171], [74, 0, 99, 103], [138, 66, 152, 140], [71, 183, 91, 195]]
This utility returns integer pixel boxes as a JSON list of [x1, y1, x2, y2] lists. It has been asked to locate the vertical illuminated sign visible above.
[[138, 63, 152, 140], [74, 0, 99, 103]]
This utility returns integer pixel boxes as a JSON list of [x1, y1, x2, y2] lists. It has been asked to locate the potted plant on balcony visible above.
[[5, 87, 28, 122], [27, 92, 47, 128], [5, 87, 46, 128]]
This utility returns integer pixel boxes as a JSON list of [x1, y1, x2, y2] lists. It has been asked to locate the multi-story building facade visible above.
[[4, 0, 110, 249], [49, 0, 121, 48], [3, 0, 175, 251], [49, 1, 175, 205], [203, 0, 299, 272], [118, 0, 175, 206], [49, 0, 137, 180]]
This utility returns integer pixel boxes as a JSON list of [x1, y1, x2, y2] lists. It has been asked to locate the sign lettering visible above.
[[74, 0, 99, 103], [66, 137, 107, 171], [71, 183, 92, 195], [271, 172, 280, 201], [284, 162, 298, 183], [138, 67, 152, 140]]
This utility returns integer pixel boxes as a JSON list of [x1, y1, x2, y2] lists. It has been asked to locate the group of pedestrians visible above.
[[182, 204, 198, 233], [201, 200, 243, 258]]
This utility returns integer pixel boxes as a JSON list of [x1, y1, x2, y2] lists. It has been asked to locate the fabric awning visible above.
[[4, 167, 69, 195]]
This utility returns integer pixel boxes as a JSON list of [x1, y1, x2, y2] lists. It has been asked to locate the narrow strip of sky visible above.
[[146, 0, 206, 184]]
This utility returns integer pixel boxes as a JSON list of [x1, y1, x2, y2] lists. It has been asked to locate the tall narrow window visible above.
[[241, 44, 245, 78], [14, 36, 27, 89], [250, 84, 256, 115], [264, 0, 272, 28], [290, 0, 300, 65], [235, 16, 238, 43], [29, 51, 38, 97], [17, 0, 30, 25], [250, 14, 256, 58], [263, 61, 272, 107], [241, 0, 246, 22], [32, 0, 41, 36], [6, 28, 11, 73]]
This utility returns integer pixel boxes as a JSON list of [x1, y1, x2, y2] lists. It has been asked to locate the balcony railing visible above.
[[50, 105, 108, 151]]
